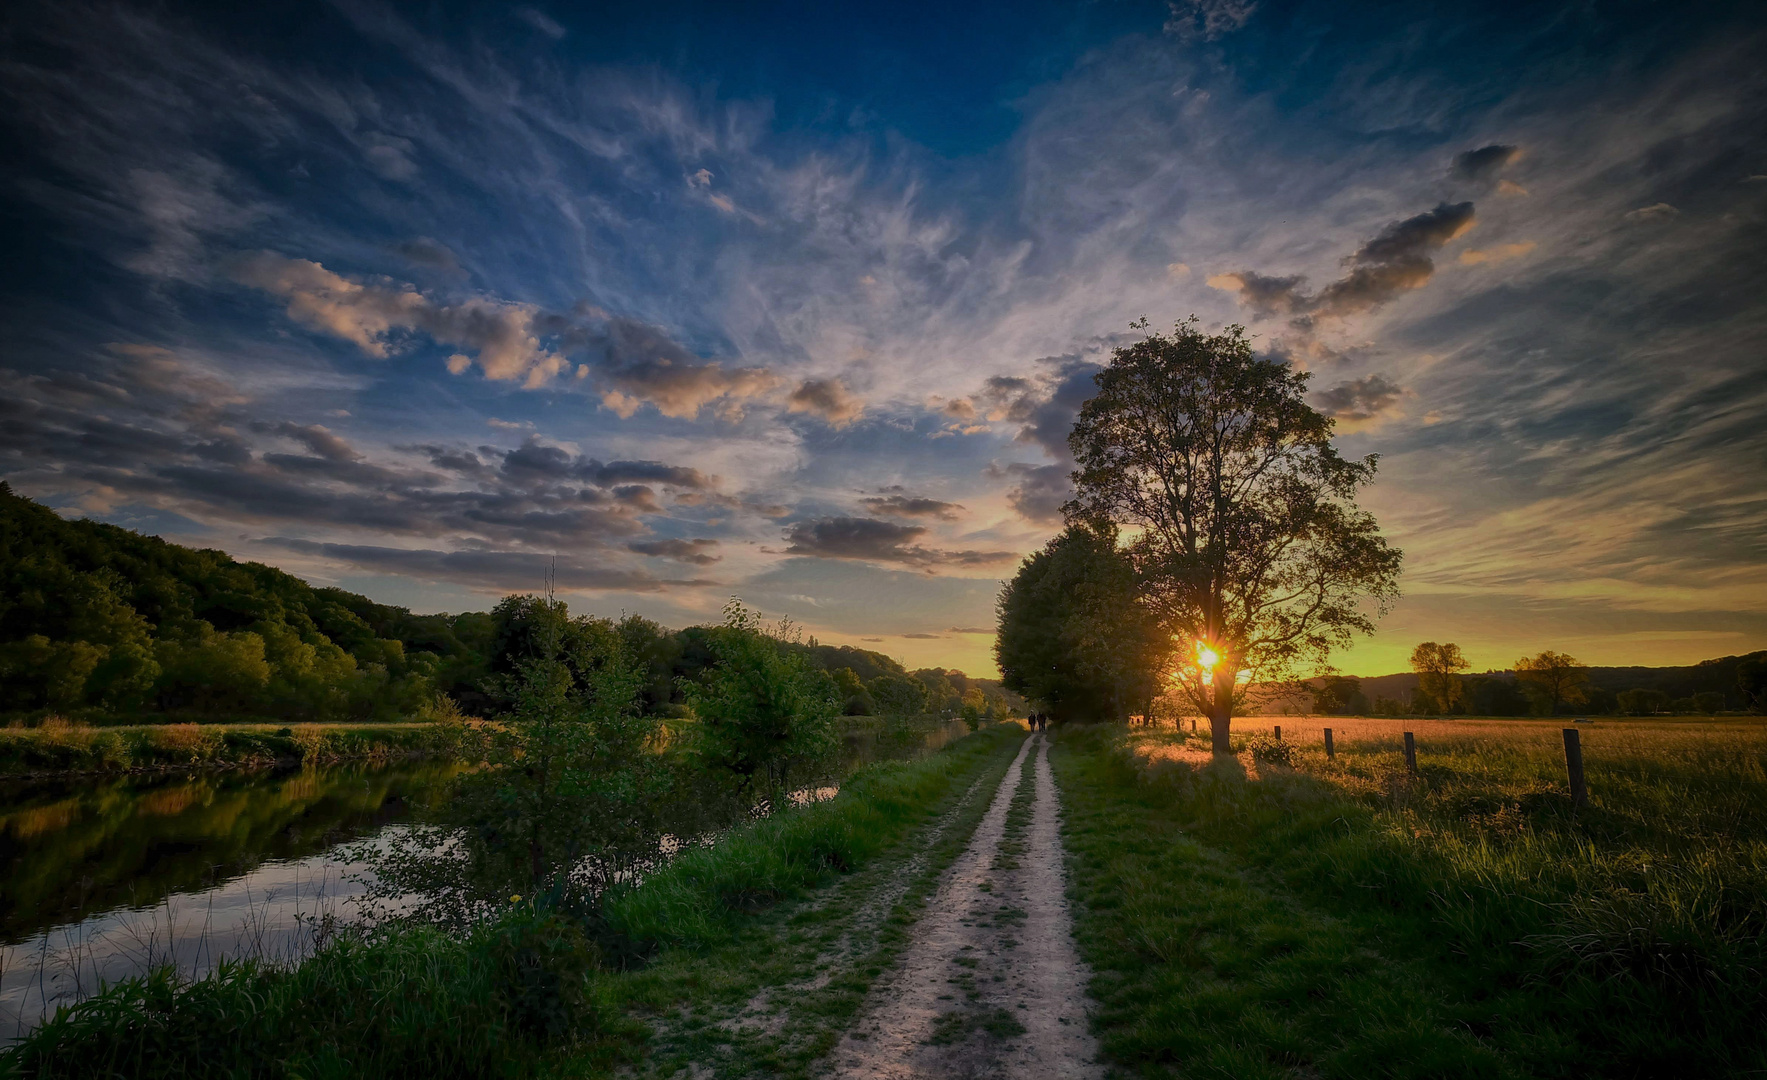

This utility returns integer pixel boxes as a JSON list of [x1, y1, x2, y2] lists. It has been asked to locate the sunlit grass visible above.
[[1054, 716, 1767, 1077]]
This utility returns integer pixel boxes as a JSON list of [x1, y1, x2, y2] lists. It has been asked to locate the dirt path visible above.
[[825, 733, 1104, 1079]]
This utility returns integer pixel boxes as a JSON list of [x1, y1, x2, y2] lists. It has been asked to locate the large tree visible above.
[[995, 524, 1169, 724], [1066, 319, 1402, 752]]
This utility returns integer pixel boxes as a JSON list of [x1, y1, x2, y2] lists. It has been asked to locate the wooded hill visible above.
[[0, 485, 1021, 723]]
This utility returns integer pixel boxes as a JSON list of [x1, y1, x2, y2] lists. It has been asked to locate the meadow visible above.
[[1053, 714, 1767, 1078]]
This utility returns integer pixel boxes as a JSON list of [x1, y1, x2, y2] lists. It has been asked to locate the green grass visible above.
[[1051, 720, 1767, 1079], [0, 723, 1030, 1079]]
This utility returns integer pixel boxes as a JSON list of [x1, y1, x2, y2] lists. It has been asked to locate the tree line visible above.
[[1337, 641, 1764, 716], [0, 484, 1022, 725]]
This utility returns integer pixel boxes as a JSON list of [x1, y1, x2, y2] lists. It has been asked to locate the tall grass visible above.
[[602, 723, 1023, 953], [0, 912, 631, 1080]]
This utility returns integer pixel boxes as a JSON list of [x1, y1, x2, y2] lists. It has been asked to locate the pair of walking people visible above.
[[1027, 712, 1050, 732]]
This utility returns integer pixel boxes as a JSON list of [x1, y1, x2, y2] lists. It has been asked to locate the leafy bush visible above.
[[681, 601, 840, 801], [361, 600, 672, 929], [1244, 732, 1295, 766]]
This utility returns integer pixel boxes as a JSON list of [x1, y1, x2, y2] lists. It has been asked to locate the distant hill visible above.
[[0, 485, 1019, 721], [1293, 654, 1764, 715]]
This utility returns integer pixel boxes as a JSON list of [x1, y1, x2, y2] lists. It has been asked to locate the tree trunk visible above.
[[1209, 667, 1235, 754], [1209, 707, 1232, 753]]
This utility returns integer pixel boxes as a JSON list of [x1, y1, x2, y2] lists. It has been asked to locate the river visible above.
[[0, 717, 973, 1039]]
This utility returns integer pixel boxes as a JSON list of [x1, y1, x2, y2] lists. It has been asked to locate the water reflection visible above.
[[0, 762, 457, 1039], [0, 761, 459, 946], [840, 717, 973, 773]]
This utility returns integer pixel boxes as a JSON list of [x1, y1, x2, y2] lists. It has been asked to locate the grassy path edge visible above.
[[606, 722, 1029, 1078]]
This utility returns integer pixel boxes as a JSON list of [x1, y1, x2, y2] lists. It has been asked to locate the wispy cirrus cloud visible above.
[[2, 0, 1763, 675]]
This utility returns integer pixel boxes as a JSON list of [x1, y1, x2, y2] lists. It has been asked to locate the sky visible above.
[[2, 0, 1764, 678]]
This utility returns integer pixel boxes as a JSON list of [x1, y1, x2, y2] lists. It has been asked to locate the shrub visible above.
[[1245, 732, 1295, 766], [486, 909, 600, 1041]]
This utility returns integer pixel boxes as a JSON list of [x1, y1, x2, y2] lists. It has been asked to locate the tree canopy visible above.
[[1410, 642, 1470, 714], [994, 525, 1167, 724], [1514, 650, 1590, 715], [1066, 319, 1401, 750]]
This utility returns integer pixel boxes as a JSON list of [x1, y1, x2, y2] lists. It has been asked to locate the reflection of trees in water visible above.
[[0, 761, 460, 943], [839, 718, 971, 775]]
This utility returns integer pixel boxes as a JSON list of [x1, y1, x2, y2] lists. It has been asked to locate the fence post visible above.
[[1403, 731, 1417, 775], [1324, 727, 1335, 760], [1274, 724, 1282, 741], [1562, 728, 1588, 807]]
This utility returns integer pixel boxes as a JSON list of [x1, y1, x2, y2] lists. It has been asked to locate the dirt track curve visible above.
[[825, 731, 1104, 1079]]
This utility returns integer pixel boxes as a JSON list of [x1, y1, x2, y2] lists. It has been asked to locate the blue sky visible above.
[[3, 0, 1764, 676]]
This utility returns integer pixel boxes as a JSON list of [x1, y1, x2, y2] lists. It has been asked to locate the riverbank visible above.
[[0, 713, 977, 779], [1, 723, 1031, 1078], [0, 720, 447, 777]]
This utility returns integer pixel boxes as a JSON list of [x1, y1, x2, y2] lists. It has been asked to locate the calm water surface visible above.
[[0, 718, 974, 1038]]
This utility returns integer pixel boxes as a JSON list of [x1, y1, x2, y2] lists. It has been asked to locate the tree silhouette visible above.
[[1066, 319, 1401, 751], [1514, 650, 1590, 715], [995, 525, 1166, 724], [1410, 642, 1469, 714]]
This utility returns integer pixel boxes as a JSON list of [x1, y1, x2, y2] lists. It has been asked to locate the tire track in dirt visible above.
[[825, 733, 1104, 1079]]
